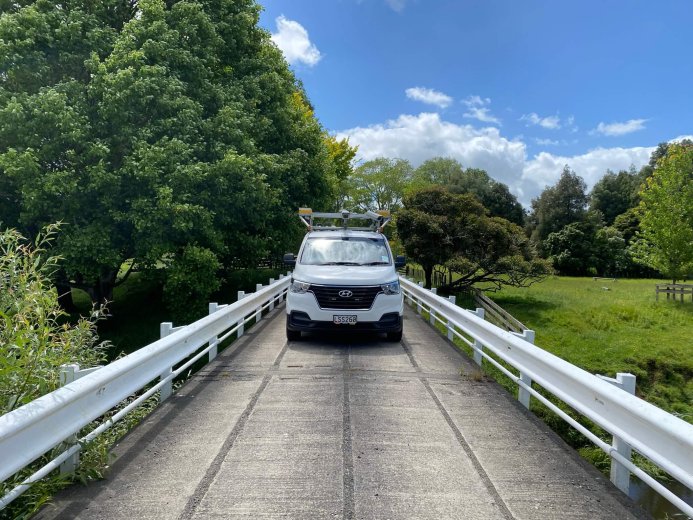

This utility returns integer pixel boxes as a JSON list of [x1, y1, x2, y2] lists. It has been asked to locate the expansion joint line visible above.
[[342, 344, 355, 520], [177, 340, 290, 520], [400, 338, 516, 520]]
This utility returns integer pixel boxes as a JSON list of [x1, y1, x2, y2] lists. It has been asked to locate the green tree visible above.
[[529, 166, 589, 246], [345, 157, 413, 212], [0, 0, 337, 315], [589, 168, 645, 225], [397, 187, 550, 289], [411, 158, 524, 225], [631, 143, 693, 282], [448, 167, 524, 225]]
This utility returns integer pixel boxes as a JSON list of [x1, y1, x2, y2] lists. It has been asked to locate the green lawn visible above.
[[478, 277, 692, 421]]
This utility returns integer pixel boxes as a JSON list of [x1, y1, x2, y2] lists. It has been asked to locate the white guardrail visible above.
[[399, 277, 693, 517], [0, 274, 291, 509]]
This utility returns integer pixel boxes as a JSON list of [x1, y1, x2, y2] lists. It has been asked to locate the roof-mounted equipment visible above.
[[298, 208, 391, 232]]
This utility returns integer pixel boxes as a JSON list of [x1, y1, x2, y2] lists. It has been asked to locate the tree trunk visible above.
[[54, 270, 77, 312], [424, 265, 433, 289], [86, 270, 117, 306]]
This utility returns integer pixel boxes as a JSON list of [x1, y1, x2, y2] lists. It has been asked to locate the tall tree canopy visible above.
[[397, 187, 550, 290], [589, 168, 646, 225], [528, 166, 589, 245], [631, 142, 693, 282], [0, 0, 341, 315], [343, 157, 413, 212], [409, 158, 524, 225]]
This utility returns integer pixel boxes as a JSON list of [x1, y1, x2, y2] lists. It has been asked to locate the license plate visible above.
[[333, 315, 357, 325]]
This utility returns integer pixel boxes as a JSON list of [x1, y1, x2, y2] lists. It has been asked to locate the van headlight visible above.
[[380, 280, 400, 295], [290, 279, 311, 294]]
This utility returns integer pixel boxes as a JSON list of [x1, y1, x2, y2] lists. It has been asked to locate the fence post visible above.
[[417, 281, 424, 314], [208, 303, 220, 361], [516, 329, 535, 409], [269, 279, 275, 310], [237, 291, 245, 337], [255, 283, 263, 323], [447, 295, 456, 341], [159, 323, 174, 402], [430, 288, 437, 325], [472, 308, 485, 366], [59, 364, 80, 474], [608, 373, 636, 495]]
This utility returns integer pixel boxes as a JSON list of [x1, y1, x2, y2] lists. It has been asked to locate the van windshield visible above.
[[300, 237, 391, 266]]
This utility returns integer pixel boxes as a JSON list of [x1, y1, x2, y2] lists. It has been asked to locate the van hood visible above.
[[292, 264, 398, 286]]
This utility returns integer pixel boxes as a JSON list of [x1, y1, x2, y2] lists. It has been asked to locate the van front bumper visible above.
[[287, 311, 402, 333]]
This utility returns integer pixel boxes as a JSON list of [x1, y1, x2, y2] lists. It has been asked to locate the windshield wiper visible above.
[[360, 261, 390, 266], [321, 261, 361, 266]]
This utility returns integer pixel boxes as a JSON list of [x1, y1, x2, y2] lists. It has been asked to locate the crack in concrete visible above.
[[177, 340, 290, 520], [400, 337, 516, 520]]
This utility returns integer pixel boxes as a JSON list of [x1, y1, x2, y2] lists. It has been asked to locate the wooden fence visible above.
[[656, 283, 693, 302], [472, 288, 528, 334]]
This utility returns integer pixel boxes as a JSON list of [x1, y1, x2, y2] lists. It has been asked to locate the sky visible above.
[[258, 0, 693, 205]]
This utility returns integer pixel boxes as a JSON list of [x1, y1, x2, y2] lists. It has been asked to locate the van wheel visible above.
[[386, 329, 403, 342], [286, 326, 301, 341]]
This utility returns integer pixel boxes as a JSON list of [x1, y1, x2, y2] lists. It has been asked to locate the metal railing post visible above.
[[597, 372, 636, 495], [255, 283, 263, 323], [237, 291, 245, 337], [208, 303, 220, 361], [472, 308, 485, 366], [417, 282, 424, 314], [159, 323, 175, 402], [429, 288, 437, 325], [513, 329, 535, 409], [269, 279, 275, 310], [447, 295, 456, 340], [59, 364, 80, 474]]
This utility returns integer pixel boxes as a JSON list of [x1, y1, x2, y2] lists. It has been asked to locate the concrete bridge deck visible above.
[[37, 306, 647, 520]]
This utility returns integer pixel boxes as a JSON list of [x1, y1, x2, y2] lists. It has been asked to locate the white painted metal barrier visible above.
[[0, 274, 291, 509], [399, 276, 693, 517]]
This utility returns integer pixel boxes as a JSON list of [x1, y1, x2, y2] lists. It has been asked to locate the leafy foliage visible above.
[[589, 168, 646, 225], [397, 187, 551, 290], [631, 142, 693, 282], [528, 166, 589, 245], [411, 157, 524, 225], [0, 224, 106, 414], [0, 0, 339, 312], [343, 157, 413, 212]]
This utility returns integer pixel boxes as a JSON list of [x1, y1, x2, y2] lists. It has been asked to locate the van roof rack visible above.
[[298, 208, 391, 232]]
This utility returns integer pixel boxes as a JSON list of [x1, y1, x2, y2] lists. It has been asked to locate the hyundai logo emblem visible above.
[[338, 290, 353, 298]]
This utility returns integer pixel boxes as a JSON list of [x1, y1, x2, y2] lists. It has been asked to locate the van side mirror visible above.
[[283, 253, 296, 267], [394, 255, 406, 269]]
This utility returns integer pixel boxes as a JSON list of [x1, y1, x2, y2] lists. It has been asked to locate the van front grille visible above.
[[309, 285, 382, 310]]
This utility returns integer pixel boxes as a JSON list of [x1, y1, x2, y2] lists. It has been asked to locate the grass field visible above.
[[475, 277, 692, 422]]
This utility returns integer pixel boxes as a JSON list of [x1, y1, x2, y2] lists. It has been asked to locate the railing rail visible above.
[[0, 274, 291, 508], [399, 276, 693, 517]]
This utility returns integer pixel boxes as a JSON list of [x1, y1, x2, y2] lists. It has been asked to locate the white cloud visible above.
[[336, 112, 523, 186], [535, 138, 560, 146], [405, 87, 452, 108], [521, 112, 561, 129], [270, 16, 322, 66], [462, 95, 501, 125], [592, 119, 648, 136], [335, 112, 657, 206], [522, 146, 654, 196], [385, 0, 407, 11]]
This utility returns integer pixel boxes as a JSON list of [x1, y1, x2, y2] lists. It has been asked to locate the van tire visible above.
[[386, 329, 403, 342], [286, 326, 301, 341]]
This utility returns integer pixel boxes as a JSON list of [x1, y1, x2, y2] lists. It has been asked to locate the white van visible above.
[[283, 209, 406, 341]]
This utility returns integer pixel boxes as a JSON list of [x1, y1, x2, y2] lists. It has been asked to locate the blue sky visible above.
[[259, 1, 693, 204]]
